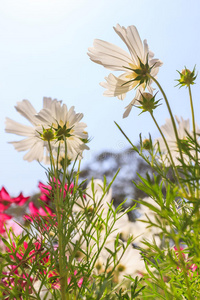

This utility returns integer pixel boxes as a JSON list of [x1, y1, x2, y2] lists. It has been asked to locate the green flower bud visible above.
[[137, 92, 161, 114], [176, 66, 197, 87], [143, 138, 151, 150]]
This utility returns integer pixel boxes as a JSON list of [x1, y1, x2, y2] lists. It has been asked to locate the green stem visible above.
[[48, 142, 67, 300], [149, 76, 183, 159], [75, 159, 81, 188], [149, 75, 193, 197], [188, 85, 199, 198], [150, 112, 185, 192], [188, 85, 196, 140]]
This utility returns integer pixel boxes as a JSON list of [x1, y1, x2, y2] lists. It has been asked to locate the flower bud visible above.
[[176, 66, 197, 87], [137, 92, 161, 114], [142, 139, 151, 150]]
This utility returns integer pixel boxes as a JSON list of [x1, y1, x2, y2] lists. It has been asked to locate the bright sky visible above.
[[1, 0, 200, 195]]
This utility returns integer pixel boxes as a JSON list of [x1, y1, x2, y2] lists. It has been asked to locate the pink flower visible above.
[[38, 180, 74, 204], [174, 246, 198, 275], [8, 241, 50, 267], [38, 181, 52, 204], [0, 187, 12, 211], [13, 192, 30, 206], [2, 270, 33, 299], [5, 239, 83, 296], [77, 277, 84, 288], [66, 271, 84, 288], [0, 216, 24, 252], [67, 276, 71, 285], [0, 212, 12, 234], [0, 187, 29, 212], [5, 219, 23, 236], [24, 202, 55, 222]]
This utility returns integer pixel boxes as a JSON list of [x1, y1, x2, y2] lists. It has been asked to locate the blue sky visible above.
[[1, 0, 200, 195]]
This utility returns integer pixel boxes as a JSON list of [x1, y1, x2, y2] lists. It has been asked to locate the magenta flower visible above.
[[0, 187, 29, 212], [38, 180, 74, 204], [24, 202, 55, 222], [0, 212, 12, 234], [174, 246, 198, 275]]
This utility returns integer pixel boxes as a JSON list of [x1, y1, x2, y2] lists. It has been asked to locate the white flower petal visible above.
[[10, 138, 37, 151], [43, 97, 62, 110], [88, 39, 132, 71], [5, 118, 35, 137], [23, 140, 44, 162], [123, 88, 143, 118], [100, 73, 134, 98], [15, 100, 38, 125], [114, 24, 143, 64], [123, 101, 134, 118]]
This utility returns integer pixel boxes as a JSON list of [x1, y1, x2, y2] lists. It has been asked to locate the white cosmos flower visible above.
[[88, 24, 162, 117], [115, 242, 146, 280], [36, 100, 89, 161], [156, 116, 200, 166], [116, 197, 163, 248], [99, 239, 146, 280], [5, 97, 89, 164]]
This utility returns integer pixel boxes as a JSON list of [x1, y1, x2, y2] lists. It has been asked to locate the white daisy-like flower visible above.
[[5, 97, 89, 164], [36, 100, 89, 161], [99, 239, 146, 280], [156, 116, 199, 166], [88, 24, 162, 117], [115, 242, 146, 280]]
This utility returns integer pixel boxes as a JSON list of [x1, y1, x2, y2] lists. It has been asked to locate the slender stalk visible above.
[[149, 74, 193, 197], [188, 85, 196, 140], [148, 75, 181, 152], [150, 112, 187, 194], [48, 141, 67, 300], [188, 85, 200, 260], [75, 159, 81, 188], [188, 85, 199, 198]]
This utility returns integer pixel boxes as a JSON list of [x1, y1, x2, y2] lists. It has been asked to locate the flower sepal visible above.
[[40, 127, 56, 142], [137, 92, 161, 114], [123, 55, 156, 89], [176, 66, 197, 87]]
